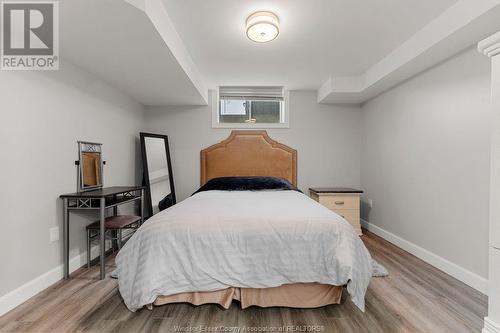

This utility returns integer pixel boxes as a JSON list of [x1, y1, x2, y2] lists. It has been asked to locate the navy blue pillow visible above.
[[193, 176, 300, 195]]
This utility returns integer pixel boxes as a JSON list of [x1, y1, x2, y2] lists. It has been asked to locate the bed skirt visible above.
[[153, 283, 343, 309]]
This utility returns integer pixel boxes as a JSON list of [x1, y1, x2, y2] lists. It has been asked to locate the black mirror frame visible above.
[[140, 132, 176, 218]]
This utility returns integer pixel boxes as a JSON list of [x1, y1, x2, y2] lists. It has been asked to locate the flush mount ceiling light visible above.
[[246, 11, 280, 43]]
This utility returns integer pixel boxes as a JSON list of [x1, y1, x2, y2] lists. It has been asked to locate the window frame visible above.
[[212, 87, 290, 129]]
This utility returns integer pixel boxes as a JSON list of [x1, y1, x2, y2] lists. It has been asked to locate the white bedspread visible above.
[[116, 190, 373, 311]]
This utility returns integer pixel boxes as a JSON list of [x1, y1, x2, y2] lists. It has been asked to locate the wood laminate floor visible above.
[[0, 230, 487, 333]]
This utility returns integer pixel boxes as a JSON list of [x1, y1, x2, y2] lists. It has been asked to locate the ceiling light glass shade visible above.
[[246, 11, 280, 43]]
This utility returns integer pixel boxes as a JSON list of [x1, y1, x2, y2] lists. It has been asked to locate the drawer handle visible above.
[[335, 201, 345, 205]]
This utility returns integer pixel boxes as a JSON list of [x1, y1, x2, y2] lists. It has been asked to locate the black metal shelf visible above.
[[67, 195, 141, 210]]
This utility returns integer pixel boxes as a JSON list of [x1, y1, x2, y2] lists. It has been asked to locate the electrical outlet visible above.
[[367, 199, 373, 209], [50, 227, 59, 243]]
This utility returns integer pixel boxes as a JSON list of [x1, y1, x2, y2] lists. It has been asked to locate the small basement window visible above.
[[213, 86, 289, 128]]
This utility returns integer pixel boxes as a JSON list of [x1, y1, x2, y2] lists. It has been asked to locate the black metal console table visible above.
[[60, 186, 144, 280]]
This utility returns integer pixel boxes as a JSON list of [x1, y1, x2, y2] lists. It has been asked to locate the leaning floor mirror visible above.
[[140, 132, 176, 218]]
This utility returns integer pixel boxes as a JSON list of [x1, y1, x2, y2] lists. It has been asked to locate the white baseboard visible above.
[[361, 219, 488, 295], [483, 317, 500, 333], [0, 243, 107, 317]]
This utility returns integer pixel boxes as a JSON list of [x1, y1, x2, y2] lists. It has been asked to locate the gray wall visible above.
[[360, 48, 491, 278], [0, 61, 144, 297], [145, 91, 362, 200]]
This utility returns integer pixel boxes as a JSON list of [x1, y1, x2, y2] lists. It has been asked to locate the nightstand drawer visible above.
[[318, 195, 359, 210], [332, 209, 361, 234]]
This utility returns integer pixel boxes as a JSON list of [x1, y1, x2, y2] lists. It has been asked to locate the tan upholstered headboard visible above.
[[201, 131, 297, 186]]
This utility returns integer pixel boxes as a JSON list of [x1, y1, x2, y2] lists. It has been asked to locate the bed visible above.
[[116, 131, 373, 312]]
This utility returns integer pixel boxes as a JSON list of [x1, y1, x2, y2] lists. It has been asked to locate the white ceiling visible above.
[[60, 0, 207, 106], [162, 0, 457, 90], [318, 1, 500, 104], [58, 0, 500, 106]]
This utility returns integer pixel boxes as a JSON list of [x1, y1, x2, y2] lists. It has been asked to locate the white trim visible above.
[[361, 219, 488, 295], [483, 317, 500, 333], [478, 31, 500, 58], [0, 246, 104, 317], [212, 89, 290, 129]]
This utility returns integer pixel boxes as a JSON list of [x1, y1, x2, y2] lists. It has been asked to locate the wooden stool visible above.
[[86, 215, 141, 268]]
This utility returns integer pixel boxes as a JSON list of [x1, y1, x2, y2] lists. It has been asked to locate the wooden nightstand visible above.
[[309, 187, 363, 235]]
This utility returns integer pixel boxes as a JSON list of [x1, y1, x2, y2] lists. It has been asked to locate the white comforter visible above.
[[116, 190, 373, 311]]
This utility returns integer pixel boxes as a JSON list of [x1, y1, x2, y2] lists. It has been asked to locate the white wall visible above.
[[361, 48, 491, 281], [144, 91, 362, 200], [0, 61, 144, 301]]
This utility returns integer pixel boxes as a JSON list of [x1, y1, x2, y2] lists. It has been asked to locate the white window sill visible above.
[[212, 122, 290, 129]]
